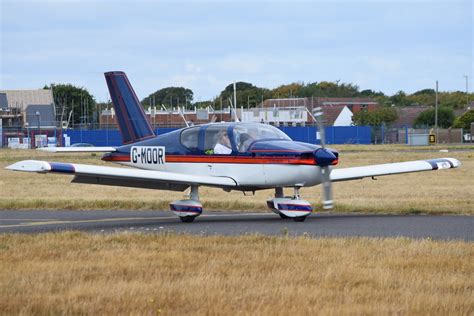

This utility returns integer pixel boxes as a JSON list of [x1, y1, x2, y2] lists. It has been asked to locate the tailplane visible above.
[[105, 71, 155, 144]]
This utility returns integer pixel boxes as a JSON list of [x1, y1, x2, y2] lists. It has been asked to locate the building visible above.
[[0, 89, 55, 128], [100, 106, 233, 129], [0, 89, 57, 148], [391, 106, 430, 128], [261, 97, 379, 115], [240, 105, 353, 126], [254, 97, 376, 126]]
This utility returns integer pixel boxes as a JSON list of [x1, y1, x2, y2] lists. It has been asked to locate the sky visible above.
[[1, 0, 472, 103]]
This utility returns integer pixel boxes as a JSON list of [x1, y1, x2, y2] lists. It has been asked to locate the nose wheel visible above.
[[179, 216, 197, 223], [170, 185, 202, 223], [268, 187, 312, 222]]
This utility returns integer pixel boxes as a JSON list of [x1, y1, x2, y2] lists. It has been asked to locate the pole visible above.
[[233, 81, 237, 108], [233, 81, 237, 121], [35, 111, 40, 148], [435, 80, 438, 144], [464, 75, 469, 108]]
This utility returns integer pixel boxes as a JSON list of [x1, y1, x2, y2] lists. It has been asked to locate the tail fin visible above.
[[105, 71, 155, 144]]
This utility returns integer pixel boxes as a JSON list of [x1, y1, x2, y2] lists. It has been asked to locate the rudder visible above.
[[105, 71, 155, 144]]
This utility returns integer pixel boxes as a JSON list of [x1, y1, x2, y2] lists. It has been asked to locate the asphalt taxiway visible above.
[[0, 210, 472, 240]]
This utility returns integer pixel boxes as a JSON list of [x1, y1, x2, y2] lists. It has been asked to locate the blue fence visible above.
[[324, 126, 371, 145], [65, 126, 371, 147]]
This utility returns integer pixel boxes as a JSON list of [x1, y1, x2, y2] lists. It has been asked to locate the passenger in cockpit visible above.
[[214, 130, 232, 154], [239, 133, 253, 152]]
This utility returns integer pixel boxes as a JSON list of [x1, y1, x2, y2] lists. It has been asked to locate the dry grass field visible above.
[[0, 145, 472, 214], [0, 232, 472, 315]]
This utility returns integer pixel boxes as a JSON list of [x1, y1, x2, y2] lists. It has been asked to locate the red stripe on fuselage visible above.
[[102, 154, 318, 165]]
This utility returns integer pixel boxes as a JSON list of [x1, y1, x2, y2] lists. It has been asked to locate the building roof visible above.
[[261, 97, 378, 108], [0, 89, 54, 110], [320, 105, 348, 126], [392, 106, 430, 128]]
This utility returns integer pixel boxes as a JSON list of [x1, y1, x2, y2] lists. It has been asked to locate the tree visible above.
[[218, 82, 270, 108], [352, 107, 398, 126], [359, 89, 385, 97], [389, 91, 410, 106], [44, 84, 96, 126], [407, 89, 436, 106], [298, 81, 360, 98], [142, 87, 193, 109], [271, 82, 304, 98], [413, 88, 435, 95], [452, 109, 474, 130], [413, 107, 455, 128], [438, 91, 472, 109]]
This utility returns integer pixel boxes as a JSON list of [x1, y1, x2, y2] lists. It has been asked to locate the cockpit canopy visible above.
[[180, 123, 291, 154], [232, 124, 290, 152]]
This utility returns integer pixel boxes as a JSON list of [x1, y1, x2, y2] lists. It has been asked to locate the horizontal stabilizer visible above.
[[37, 147, 116, 153]]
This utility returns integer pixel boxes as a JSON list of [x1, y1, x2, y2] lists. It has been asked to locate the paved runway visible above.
[[0, 210, 472, 240]]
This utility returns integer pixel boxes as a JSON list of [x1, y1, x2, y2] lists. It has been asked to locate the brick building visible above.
[[261, 97, 379, 115], [100, 106, 233, 129]]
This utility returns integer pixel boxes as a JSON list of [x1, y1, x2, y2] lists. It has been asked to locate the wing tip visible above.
[[5, 160, 51, 172], [444, 158, 461, 168], [37, 147, 57, 153]]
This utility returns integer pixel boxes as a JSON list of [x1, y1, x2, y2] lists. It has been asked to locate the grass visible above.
[[0, 145, 472, 214], [0, 232, 472, 315]]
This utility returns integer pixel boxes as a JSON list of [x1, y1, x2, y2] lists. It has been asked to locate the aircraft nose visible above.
[[314, 148, 338, 166]]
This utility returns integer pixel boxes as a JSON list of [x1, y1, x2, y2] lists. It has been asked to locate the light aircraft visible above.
[[6, 71, 461, 222]]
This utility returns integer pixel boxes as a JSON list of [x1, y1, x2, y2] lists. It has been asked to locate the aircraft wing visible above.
[[38, 147, 116, 153], [330, 158, 461, 182], [6, 160, 237, 191]]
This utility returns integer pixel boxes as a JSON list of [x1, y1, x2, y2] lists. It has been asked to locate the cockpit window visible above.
[[180, 127, 199, 151], [233, 124, 291, 152], [204, 125, 232, 155]]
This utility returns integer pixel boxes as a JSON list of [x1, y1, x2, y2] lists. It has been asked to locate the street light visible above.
[[35, 111, 41, 148], [435, 81, 438, 144]]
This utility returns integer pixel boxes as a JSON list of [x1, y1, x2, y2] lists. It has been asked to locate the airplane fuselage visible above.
[[102, 123, 338, 190]]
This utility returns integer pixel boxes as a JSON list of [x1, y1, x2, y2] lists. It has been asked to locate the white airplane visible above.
[[6, 71, 461, 222]]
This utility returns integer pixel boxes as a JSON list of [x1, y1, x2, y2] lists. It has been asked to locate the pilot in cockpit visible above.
[[213, 130, 232, 154]]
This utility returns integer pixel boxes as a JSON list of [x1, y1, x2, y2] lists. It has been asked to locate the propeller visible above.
[[314, 107, 336, 210]]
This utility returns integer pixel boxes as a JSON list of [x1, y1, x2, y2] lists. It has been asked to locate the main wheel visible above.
[[293, 216, 307, 222], [179, 216, 196, 223]]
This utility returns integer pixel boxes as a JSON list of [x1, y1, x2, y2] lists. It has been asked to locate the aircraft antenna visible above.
[[178, 106, 189, 127]]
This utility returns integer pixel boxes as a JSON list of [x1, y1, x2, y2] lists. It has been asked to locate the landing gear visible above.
[[267, 187, 312, 222], [179, 216, 196, 223], [293, 216, 307, 222], [170, 185, 202, 223]]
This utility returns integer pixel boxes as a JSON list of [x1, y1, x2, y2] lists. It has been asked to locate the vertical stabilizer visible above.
[[104, 71, 155, 144]]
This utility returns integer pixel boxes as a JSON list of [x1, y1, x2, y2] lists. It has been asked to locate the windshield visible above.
[[233, 124, 291, 152]]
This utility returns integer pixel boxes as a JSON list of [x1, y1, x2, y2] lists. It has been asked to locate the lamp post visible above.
[[435, 81, 438, 144], [35, 111, 41, 148]]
